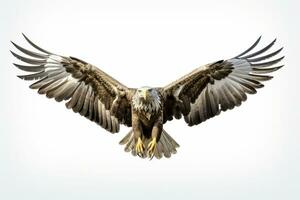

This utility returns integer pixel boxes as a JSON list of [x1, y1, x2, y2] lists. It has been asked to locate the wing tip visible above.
[[257, 35, 262, 42], [21, 33, 31, 44], [12, 63, 22, 69], [10, 50, 18, 57], [277, 65, 284, 70], [10, 40, 17, 46], [17, 75, 26, 80], [22, 33, 29, 41], [278, 47, 284, 53], [19, 33, 53, 55], [234, 35, 263, 58]]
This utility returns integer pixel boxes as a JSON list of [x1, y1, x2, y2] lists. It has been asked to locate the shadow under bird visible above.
[[11, 34, 284, 159]]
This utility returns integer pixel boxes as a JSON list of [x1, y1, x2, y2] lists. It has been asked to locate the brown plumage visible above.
[[11, 34, 283, 159]]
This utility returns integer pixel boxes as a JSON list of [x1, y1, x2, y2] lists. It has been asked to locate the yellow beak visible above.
[[142, 90, 148, 100]]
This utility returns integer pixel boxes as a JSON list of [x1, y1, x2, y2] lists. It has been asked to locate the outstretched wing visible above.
[[11, 34, 133, 133], [162, 37, 284, 125]]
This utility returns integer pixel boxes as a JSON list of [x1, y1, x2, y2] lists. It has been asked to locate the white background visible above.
[[0, 0, 299, 199]]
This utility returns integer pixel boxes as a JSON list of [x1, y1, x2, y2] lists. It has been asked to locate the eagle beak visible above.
[[142, 90, 148, 100]]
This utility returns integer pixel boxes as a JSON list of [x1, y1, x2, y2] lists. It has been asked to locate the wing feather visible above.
[[235, 36, 261, 58], [81, 85, 93, 116], [239, 39, 276, 59], [163, 37, 283, 126], [66, 82, 84, 109], [12, 34, 131, 133], [88, 92, 95, 120], [73, 83, 88, 113], [46, 78, 69, 99]]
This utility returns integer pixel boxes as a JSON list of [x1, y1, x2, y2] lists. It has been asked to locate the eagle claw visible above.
[[147, 137, 157, 159], [135, 137, 145, 157]]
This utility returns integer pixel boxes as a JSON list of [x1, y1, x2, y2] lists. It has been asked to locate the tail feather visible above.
[[119, 129, 179, 159], [160, 132, 171, 158], [119, 129, 132, 145]]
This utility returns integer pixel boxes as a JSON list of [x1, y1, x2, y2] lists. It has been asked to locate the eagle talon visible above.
[[147, 137, 157, 158], [135, 137, 145, 157]]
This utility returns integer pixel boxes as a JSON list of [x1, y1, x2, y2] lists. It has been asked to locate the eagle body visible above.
[[11, 34, 284, 159], [120, 87, 179, 158]]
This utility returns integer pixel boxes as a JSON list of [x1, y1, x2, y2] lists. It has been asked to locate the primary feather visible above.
[[162, 37, 283, 125], [11, 34, 133, 133]]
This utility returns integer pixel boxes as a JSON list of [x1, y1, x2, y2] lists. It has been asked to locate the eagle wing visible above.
[[162, 37, 284, 125], [11, 34, 133, 133]]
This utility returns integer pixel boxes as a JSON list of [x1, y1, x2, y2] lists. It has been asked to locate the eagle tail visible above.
[[119, 129, 179, 159]]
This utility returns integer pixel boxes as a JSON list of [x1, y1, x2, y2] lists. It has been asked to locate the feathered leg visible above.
[[132, 111, 145, 157], [147, 111, 163, 158]]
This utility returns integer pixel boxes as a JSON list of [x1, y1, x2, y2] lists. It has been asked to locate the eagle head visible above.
[[132, 86, 161, 113]]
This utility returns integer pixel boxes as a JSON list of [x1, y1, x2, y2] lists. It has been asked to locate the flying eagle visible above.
[[11, 34, 284, 159]]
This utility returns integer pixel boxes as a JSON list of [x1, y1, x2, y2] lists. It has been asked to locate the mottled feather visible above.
[[163, 37, 284, 126], [12, 34, 133, 133]]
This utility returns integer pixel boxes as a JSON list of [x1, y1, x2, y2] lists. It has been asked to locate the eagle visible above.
[[11, 34, 284, 159]]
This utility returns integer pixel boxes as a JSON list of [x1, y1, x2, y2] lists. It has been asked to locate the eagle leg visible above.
[[147, 137, 157, 159], [135, 137, 145, 157]]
